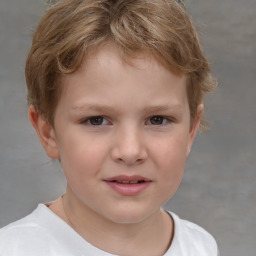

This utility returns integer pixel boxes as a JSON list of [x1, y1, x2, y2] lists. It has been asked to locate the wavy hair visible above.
[[26, 0, 217, 128]]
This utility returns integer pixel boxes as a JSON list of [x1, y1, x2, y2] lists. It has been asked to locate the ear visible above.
[[28, 105, 60, 159], [186, 104, 204, 157]]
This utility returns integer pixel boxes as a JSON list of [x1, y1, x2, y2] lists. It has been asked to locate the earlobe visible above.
[[28, 105, 60, 159], [186, 104, 204, 157]]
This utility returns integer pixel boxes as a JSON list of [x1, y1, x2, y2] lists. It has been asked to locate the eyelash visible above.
[[146, 116, 173, 125], [81, 116, 110, 126], [81, 115, 173, 126]]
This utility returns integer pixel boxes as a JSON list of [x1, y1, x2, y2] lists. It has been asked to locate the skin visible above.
[[29, 44, 202, 256]]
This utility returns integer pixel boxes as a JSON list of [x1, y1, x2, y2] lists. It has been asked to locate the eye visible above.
[[83, 116, 109, 126], [147, 116, 170, 125]]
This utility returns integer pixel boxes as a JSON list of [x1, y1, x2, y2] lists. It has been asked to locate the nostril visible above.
[[110, 135, 148, 165], [114, 156, 146, 166]]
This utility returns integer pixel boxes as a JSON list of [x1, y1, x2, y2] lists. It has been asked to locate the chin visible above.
[[103, 206, 158, 225]]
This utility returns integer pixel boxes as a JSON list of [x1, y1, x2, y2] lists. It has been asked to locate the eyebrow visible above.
[[71, 103, 182, 115], [71, 104, 120, 114], [141, 104, 183, 114]]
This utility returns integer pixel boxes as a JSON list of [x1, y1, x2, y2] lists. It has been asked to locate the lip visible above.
[[104, 175, 152, 196]]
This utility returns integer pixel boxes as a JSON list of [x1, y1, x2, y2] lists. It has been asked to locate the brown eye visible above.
[[88, 116, 104, 125], [149, 116, 165, 125]]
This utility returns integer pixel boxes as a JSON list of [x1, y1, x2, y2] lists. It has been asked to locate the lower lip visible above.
[[105, 181, 151, 196]]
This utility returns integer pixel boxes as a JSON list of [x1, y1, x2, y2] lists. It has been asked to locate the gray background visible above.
[[0, 0, 255, 255]]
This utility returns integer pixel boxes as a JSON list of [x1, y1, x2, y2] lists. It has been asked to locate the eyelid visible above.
[[80, 116, 111, 126], [146, 115, 174, 125]]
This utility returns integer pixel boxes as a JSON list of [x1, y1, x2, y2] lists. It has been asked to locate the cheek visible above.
[[153, 132, 189, 183], [157, 145, 186, 201], [154, 131, 189, 165], [58, 135, 108, 180], [59, 140, 107, 200], [159, 145, 187, 179]]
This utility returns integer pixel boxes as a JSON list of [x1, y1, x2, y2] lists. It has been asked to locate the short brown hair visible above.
[[26, 0, 217, 128]]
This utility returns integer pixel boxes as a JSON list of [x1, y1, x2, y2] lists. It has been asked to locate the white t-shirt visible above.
[[0, 204, 218, 255]]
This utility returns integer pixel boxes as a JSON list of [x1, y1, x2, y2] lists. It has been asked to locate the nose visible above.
[[110, 125, 148, 166]]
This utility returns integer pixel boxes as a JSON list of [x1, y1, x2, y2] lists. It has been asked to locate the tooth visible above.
[[115, 180, 143, 184]]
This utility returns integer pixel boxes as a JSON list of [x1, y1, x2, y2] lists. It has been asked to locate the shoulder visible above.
[[0, 205, 67, 256], [0, 208, 42, 241], [166, 211, 219, 256], [0, 204, 115, 256]]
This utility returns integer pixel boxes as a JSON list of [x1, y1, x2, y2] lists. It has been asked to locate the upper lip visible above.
[[104, 175, 152, 182]]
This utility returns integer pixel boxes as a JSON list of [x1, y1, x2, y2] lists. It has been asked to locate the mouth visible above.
[[104, 175, 152, 196], [110, 180, 147, 184], [105, 175, 151, 184]]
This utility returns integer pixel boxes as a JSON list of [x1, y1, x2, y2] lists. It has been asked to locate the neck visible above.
[[50, 189, 174, 256]]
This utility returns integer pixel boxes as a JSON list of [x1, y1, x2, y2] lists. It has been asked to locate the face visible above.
[[32, 44, 201, 224]]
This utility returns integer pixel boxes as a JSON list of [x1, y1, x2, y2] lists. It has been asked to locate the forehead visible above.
[[83, 44, 153, 70], [79, 41, 178, 70], [59, 43, 188, 109], [74, 43, 185, 84]]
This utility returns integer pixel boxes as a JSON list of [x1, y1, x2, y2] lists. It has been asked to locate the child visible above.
[[0, 0, 219, 255]]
